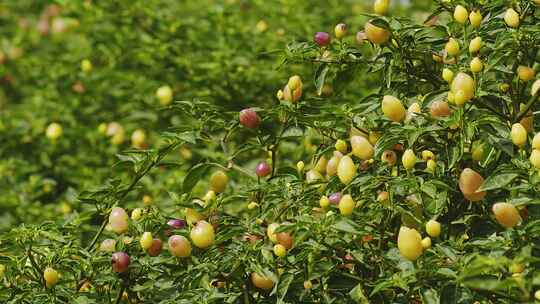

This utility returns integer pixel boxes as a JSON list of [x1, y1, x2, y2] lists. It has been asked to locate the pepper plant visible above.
[[1, 0, 540, 303]]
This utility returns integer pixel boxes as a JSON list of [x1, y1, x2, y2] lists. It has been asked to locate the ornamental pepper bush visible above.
[[2, 0, 540, 303]]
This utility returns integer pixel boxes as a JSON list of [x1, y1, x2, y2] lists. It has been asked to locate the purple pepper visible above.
[[256, 161, 271, 177], [167, 219, 185, 229], [314, 32, 331, 47], [329, 192, 342, 205]]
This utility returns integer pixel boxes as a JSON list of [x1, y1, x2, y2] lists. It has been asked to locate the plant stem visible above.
[[86, 212, 108, 248], [515, 94, 540, 122], [243, 279, 251, 304], [378, 210, 388, 250], [85, 141, 182, 252], [27, 248, 44, 287], [115, 284, 125, 304], [271, 114, 290, 177]]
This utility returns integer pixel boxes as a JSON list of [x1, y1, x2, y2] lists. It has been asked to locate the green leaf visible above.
[[72, 296, 96, 304], [332, 218, 363, 234], [421, 181, 437, 198], [314, 64, 329, 96], [261, 248, 274, 264], [436, 244, 458, 262], [487, 134, 514, 157], [182, 163, 211, 193], [349, 283, 369, 304], [460, 276, 515, 291], [422, 289, 440, 304], [477, 173, 518, 191], [39, 230, 67, 243], [276, 273, 294, 301], [436, 268, 457, 278], [369, 18, 391, 31], [448, 140, 463, 170]]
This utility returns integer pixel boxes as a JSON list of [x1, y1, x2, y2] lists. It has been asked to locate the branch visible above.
[[515, 94, 540, 122], [473, 97, 510, 120], [26, 248, 45, 288], [115, 284, 126, 304], [85, 140, 183, 252]]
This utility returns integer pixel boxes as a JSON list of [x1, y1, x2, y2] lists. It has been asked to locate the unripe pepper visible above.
[[397, 226, 423, 261]]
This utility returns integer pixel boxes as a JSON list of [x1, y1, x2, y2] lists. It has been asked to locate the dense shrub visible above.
[[0, 0, 432, 229], [3, 0, 540, 303]]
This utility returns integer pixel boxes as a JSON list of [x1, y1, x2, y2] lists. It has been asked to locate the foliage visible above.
[[0, 0, 433, 230], [2, 0, 540, 303]]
